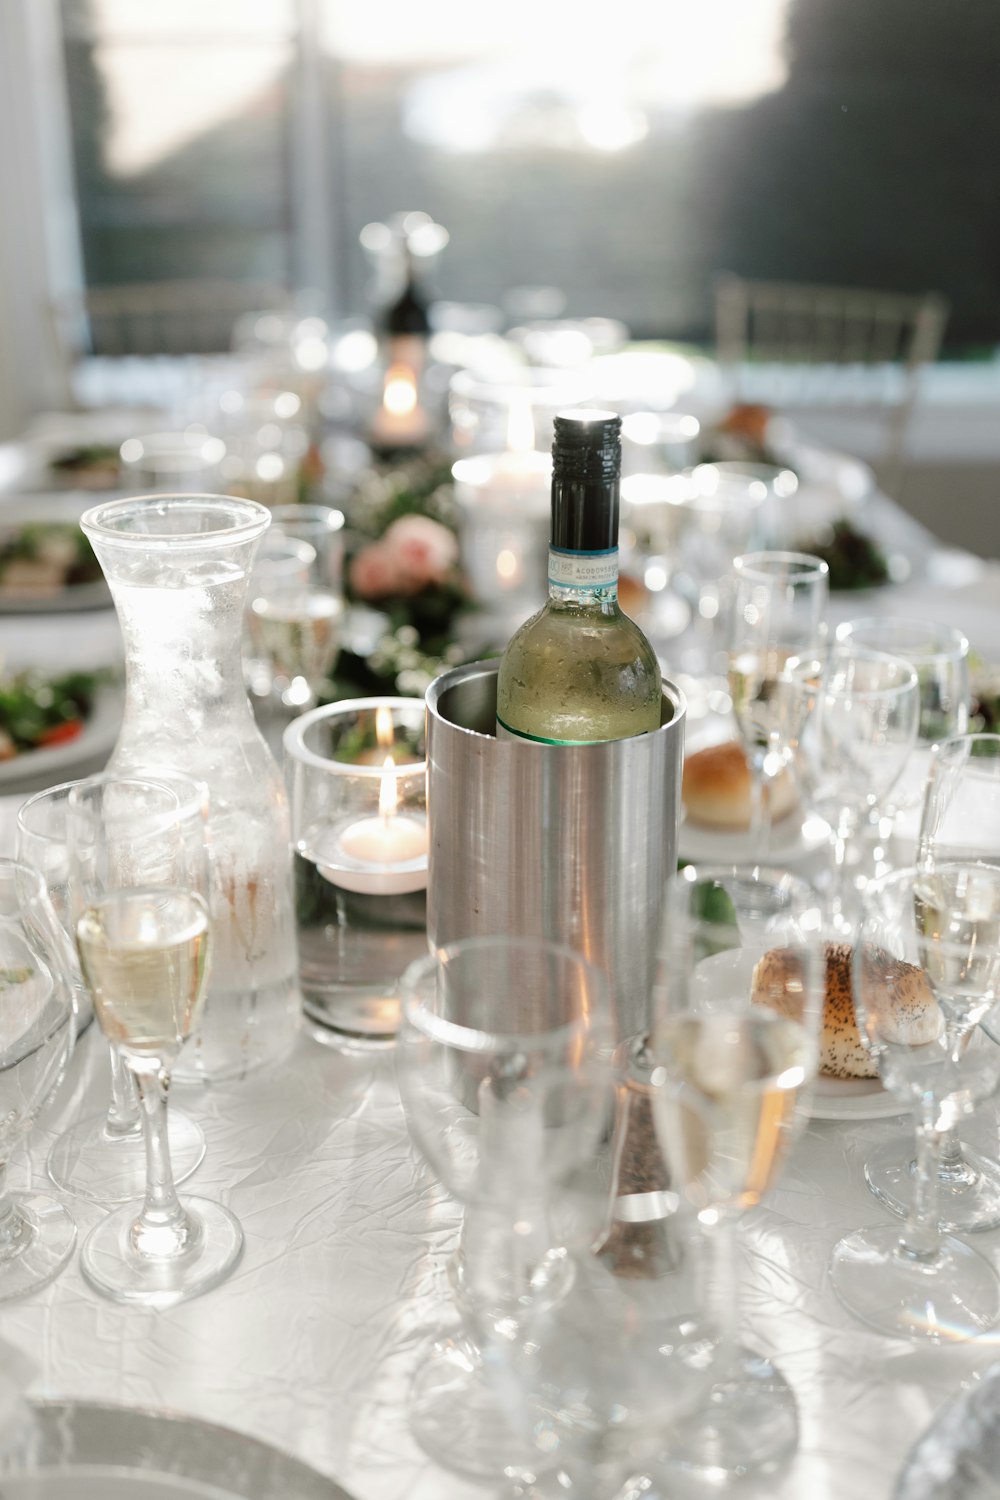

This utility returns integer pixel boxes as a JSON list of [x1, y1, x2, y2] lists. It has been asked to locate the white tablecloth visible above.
[[2, 476, 1000, 1499]]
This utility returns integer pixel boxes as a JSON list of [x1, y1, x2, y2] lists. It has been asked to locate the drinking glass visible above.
[[119, 431, 226, 493], [67, 773, 243, 1306], [835, 617, 970, 811], [728, 550, 829, 854], [672, 475, 768, 677], [789, 644, 919, 934], [246, 524, 343, 713], [866, 734, 1000, 1232], [16, 780, 205, 1204], [652, 864, 824, 1477], [830, 864, 1000, 1341], [0, 860, 77, 1298], [396, 936, 614, 1481]]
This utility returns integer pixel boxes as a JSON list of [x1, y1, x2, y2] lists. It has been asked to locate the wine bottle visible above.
[[495, 409, 662, 745]]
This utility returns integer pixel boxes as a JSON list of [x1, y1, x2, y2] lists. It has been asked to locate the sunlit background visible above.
[[49, 0, 999, 349]]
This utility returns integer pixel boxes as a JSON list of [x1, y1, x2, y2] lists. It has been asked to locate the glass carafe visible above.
[[81, 493, 299, 1082]]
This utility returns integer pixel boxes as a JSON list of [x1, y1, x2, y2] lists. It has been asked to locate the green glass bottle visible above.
[[495, 409, 662, 745]]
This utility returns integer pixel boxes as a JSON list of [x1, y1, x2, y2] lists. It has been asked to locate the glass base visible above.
[[0, 1193, 77, 1301], [47, 1110, 206, 1204], [409, 1331, 524, 1481], [80, 1196, 243, 1309], [661, 1346, 798, 1479], [830, 1224, 1000, 1341], [303, 992, 399, 1053], [865, 1139, 1000, 1234]]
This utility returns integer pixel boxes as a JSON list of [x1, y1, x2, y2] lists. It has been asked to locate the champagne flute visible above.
[[0, 861, 77, 1299], [728, 551, 828, 855], [866, 733, 1000, 1232], [830, 863, 1000, 1341], [651, 864, 824, 1478], [788, 645, 919, 934], [835, 617, 969, 813], [396, 936, 614, 1481], [16, 780, 206, 1203], [68, 773, 243, 1306]]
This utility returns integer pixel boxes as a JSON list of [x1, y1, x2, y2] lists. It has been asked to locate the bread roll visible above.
[[751, 942, 940, 1081], [682, 741, 797, 831]]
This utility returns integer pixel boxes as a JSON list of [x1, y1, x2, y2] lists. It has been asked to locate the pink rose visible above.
[[381, 515, 458, 591], [349, 542, 402, 599]]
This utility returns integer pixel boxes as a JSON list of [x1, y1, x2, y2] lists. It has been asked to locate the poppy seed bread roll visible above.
[[751, 942, 940, 1081], [682, 741, 798, 831]]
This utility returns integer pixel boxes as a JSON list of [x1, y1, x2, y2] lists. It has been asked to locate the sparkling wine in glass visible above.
[[650, 864, 824, 1479], [16, 780, 205, 1204], [866, 733, 1000, 1233], [728, 551, 828, 854], [68, 773, 243, 1307]]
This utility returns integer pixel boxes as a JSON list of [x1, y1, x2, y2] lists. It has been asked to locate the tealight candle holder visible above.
[[284, 698, 427, 1050]]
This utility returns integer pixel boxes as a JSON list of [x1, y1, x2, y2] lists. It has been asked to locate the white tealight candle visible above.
[[317, 755, 428, 896]]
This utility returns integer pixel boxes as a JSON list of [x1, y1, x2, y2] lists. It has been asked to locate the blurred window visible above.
[[60, 0, 1000, 352]]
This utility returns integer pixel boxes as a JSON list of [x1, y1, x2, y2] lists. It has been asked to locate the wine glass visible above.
[[246, 528, 343, 714], [67, 772, 243, 1306], [865, 734, 1000, 1232], [16, 780, 206, 1204], [728, 550, 829, 855], [835, 616, 969, 811], [789, 644, 919, 934], [671, 473, 768, 678], [651, 864, 824, 1478], [0, 860, 77, 1299], [830, 863, 1000, 1341], [396, 936, 614, 1481]]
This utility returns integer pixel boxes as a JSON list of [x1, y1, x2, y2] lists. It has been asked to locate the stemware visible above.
[[396, 936, 614, 1481], [16, 780, 206, 1204], [67, 772, 243, 1306], [830, 864, 1000, 1341], [651, 864, 824, 1478], [728, 550, 829, 854], [0, 860, 77, 1299], [671, 474, 769, 677], [866, 734, 1000, 1232], [789, 644, 919, 933], [835, 616, 969, 811]]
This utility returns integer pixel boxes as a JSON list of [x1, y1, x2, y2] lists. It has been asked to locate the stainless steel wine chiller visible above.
[[425, 661, 685, 1041]]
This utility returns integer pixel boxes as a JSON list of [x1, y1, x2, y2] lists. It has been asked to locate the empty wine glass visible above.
[[0, 860, 77, 1299], [830, 862, 1000, 1341], [789, 644, 919, 934], [67, 773, 243, 1306], [728, 551, 829, 856], [651, 864, 824, 1477], [866, 734, 1000, 1232], [835, 617, 970, 811], [396, 936, 614, 1481], [16, 780, 205, 1204], [672, 473, 769, 677]]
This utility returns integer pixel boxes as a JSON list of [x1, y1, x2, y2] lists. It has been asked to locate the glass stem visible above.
[[748, 758, 773, 858], [699, 1209, 741, 1365], [898, 1106, 945, 1262], [132, 1064, 188, 1254], [0, 1161, 21, 1257], [103, 1044, 141, 1139]]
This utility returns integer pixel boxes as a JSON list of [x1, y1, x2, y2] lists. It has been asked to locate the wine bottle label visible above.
[[548, 546, 619, 594]]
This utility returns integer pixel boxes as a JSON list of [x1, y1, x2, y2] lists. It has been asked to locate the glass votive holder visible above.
[[284, 698, 428, 1051], [119, 431, 227, 492], [451, 451, 551, 622]]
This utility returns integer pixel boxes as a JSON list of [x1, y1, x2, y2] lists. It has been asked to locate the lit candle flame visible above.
[[375, 705, 395, 749], [506, 396, 535, 454], [378, 754, 398, 821], [383, 364, 417, 416]]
